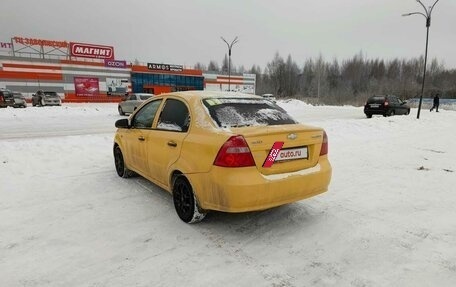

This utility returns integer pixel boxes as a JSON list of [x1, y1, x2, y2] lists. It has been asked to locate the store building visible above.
[[0, 36, 255, 102], [0, 56, 133, 102], [203, 72, 256, 94], [131, 62, 204, 95], [0, 37, 131, 102]]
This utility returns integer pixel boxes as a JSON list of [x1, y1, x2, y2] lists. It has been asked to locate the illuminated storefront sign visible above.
[[13, 36, 68, 48], [104, 59, 127, 68], [147, 63, 183, 72], [70, 42, 114, 59], [74, 77, 99, 96]]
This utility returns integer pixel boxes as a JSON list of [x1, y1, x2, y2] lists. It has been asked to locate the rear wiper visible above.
[[222, 123, 251, 128]]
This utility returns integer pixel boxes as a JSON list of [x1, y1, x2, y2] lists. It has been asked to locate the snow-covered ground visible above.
[[1, 101, 455, 287]]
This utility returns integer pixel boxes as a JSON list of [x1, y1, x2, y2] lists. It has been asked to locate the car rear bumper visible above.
[[0, 100, 15, 107], [43, 101, 61, 105], [187, 157, 332, 212], [364, 107, 388, 115]]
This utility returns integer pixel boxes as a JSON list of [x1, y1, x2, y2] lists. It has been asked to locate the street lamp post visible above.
[[402, 0, 440, 119], [221, 36, 239, 91]]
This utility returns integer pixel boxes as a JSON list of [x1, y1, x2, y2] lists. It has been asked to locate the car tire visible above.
[[389, 110, 395, 116], [366, 113, 372, 118], [114, 145, 134, 178], [118, 106, 125, 116], [173, 176, 206, 223], [405, 109, 410, 115]]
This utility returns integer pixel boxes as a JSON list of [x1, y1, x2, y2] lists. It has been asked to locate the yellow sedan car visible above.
[[113, 91, 332, 223]]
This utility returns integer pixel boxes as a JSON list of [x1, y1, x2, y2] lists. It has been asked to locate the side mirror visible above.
[[115, 118, 130, 129]]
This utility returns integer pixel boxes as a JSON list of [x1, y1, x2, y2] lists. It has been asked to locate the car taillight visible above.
[[214, 135, 255, 167], [384, 101, 389, 106], [319, 131, 328, 156]]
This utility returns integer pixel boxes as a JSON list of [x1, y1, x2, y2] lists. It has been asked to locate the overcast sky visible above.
[[1, 0, 455, 70]]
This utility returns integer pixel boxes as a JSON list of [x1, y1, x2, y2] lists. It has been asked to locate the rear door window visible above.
[[157, 99, 190, 132], [368, 96, 385, 104], [203, 98, 297, 128], [139, 95, 152, 100], [389, 97, 400, 104]]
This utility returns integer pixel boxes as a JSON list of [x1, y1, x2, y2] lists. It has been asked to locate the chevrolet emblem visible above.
[[287, 133, 297, 140]]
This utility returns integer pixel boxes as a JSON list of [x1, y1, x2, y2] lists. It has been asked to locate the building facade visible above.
[[0, 36, 255, 102], [131, 63, 204, 95], [203, 72, 256, 94]]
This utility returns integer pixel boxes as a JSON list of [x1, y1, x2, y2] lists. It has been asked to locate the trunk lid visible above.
[[233, 124, 324, 175]]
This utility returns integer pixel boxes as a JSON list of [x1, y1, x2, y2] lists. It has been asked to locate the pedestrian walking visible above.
[[430, 93, 440, 112]]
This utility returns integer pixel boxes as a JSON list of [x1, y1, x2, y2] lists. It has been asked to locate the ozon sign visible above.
[[70, 42, 114, 59], [104, 59, 127, 68]]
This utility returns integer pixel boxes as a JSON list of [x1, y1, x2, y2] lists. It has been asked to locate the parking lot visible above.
[[1, 103, 455, 287]]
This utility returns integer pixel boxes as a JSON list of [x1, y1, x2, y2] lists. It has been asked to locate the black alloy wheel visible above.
[[173, 176, 206, 223], [114, 145, 131, 178]]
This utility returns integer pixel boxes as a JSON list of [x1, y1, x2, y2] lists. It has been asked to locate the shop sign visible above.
[[0, 42, 12, 49], [147, 63, 183, 72], [104, 59, 127, 68], [13, 36, 68, 48], [74, 77, 99, 96], [70, 42, 114, 59]]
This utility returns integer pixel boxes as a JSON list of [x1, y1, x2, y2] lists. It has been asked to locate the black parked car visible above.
[[364, 95, 410, 118], [0, 88, 15, 108]]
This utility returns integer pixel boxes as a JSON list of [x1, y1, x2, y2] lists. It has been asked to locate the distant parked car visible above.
[[118, 93, 154, 115], [12, 91, 27, 108], [261, 93, 277, 103], [32, 90, 62, 106], [0, 88, 15, 108], [364, 95, 410, 118]]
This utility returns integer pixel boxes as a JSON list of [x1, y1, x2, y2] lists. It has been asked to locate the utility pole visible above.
[[402, 0, 440, 119], [221, 36, 239, 91]]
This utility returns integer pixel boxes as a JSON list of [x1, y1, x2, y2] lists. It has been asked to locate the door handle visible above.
[[167, 141, 177, 147], [138, 136, 145, 141]]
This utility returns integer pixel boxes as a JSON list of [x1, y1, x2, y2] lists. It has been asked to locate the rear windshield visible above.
[[1, 90, 13, 97], [44, 92, 58, 96], [203, 98, 297, 128], [139, 95, 152, 100], [367, 96, 386, 103]]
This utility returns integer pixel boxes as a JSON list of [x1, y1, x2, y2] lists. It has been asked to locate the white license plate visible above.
[[370, 104, 380, 108], [275, 146, 308, 161]]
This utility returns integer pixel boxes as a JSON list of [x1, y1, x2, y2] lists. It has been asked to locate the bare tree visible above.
[[266, 52, 286, 97], [207, 60, 220, 72], [194, 62, 207, 71], [221, 54, 229, 73]]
